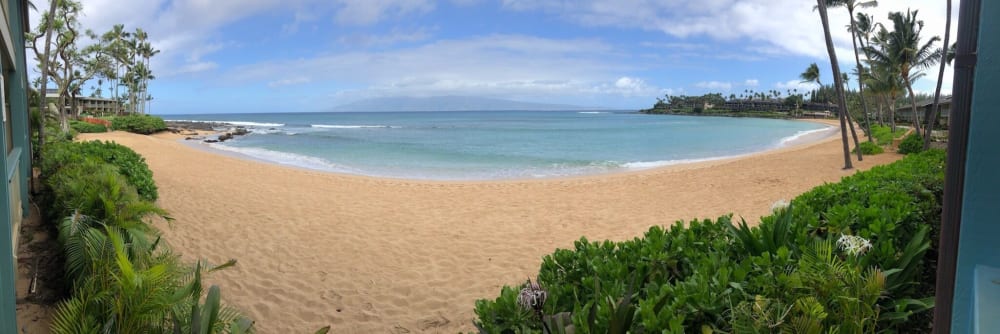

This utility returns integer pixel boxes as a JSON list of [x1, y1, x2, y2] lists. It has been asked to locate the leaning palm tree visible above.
[[924, 0, 951, 150], [815, 0, 853, 169], [829, 0, 878, 142], [865, 9, 941, 136], [800, 63, 821, 86], [865, 61, 904, 131]]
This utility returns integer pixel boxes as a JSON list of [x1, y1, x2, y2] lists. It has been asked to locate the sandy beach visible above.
[[78, 120, 900, 333]]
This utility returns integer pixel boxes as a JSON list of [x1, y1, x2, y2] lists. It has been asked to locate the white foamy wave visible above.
[[222, 121, 285, 127], [578, 111, 608, 114], [311, 124, 396, 129], [778, 127, 834, 145], [622, 156, 737, 169], [205, 143, 343, 171], [165, 119, 285, 127]]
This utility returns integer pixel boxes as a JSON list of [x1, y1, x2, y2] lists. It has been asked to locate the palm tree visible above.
[[865, 61, 904, 130], [829, 0, 877, 142], [865, 9, 941, 136], [35, 0, 60, 163], [924, 0, 951, 150], [815, 0, 853, 169], [800, 63, 822, 86]]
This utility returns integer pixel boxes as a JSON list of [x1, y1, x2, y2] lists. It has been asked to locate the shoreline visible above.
[[76, 118, 895, 333], [166, 118, 840, 184]]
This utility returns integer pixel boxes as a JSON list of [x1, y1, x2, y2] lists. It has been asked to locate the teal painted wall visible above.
[[0, 0, 30, 332], [951, 0, 1000, 332]]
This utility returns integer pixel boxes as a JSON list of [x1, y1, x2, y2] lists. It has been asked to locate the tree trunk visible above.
[[816, 0, 853, 169], [905, 80, 923, 136], [890, 96, 897, 132], [35, 0, 60, 188], [925, 0, 952, 150], [849, 13, 874, 143], [845, 108, 863, 161]]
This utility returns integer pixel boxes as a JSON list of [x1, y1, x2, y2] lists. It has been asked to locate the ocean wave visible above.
[[577, 111, 608, 114], [622, 156, 737, 169], [778, 127, 833, 145], [205, 144, 345, 171], [311, 124, 397, 129], [166, 119, 285, 127]]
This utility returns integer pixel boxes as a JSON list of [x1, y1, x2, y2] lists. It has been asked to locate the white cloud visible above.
[[775, 79, 818, 92], [695, 81, 732, 91], [333, 0, 434, 26], [338, 28, 434, 48], [52, 0, 443, 80], [225, 35, 652, 102], [268, 76, 313, 88], [744, 79, 759, 87], [502, 0, 957, 91]]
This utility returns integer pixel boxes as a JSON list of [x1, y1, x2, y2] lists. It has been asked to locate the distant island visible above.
[[329, 96, 600, 112]]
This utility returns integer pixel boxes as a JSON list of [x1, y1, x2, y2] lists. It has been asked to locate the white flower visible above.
[[837, 234, 873, 256], [771, 199, 790, 212], [517, 279, 547, 311]]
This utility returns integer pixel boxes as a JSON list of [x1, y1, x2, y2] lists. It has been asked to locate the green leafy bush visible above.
[[898, 133, 925, 154], [41, 140, 158, 202], [869, 125, 905, 146], [853, 141, 885, 155], [473, 150, 946, 333], [69, 120, 108, 133], [39, 130, 256, 333], [112, 114, 167, 134]]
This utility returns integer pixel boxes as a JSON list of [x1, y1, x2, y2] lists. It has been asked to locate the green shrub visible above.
[[41, 140, 158, 202], [112, 114, 167, 134], [69, 120, 108, 133], [39, 128, 256, 333], [853, 141, 885, 155], [869, 125, 908, 146], [898, 133, 925, 154], [473, 150, 946, 333]]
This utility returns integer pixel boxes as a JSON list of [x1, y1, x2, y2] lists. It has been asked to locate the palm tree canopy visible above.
[[800, 63, 822, 85], [865, 9, 942, 80]]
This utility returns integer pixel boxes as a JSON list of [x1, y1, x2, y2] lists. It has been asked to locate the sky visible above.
[[28, 0, 959, 114]]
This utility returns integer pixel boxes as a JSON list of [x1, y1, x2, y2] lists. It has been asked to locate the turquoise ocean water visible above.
[[162, 111, 833, 180]]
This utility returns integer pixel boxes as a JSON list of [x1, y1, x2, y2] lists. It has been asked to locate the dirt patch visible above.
[[15, 193, 68, 333]]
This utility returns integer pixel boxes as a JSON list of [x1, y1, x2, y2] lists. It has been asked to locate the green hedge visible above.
[[111, 114, 167, 134], [870, 125, 906, 146], [853, 141, 885, 155], [41, 140, 158, 204], [473, 150, 945, 333], [899, 133, 925, 154], [69, 120, 107, 133], [39, 137, 254, 333]]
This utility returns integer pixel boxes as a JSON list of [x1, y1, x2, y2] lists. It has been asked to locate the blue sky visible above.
[[33, 0, 957, 114]]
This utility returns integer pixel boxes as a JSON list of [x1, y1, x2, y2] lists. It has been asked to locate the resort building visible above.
[[894, 96, 953, 128], [0, 0, 33, 332], [44, 88, 121, 116]]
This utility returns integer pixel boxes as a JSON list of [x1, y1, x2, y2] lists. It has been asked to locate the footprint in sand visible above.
[[321, 290, 343, 301], [419, 314, 451, 330]]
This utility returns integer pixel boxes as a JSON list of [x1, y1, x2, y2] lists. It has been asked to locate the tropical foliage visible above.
[[69, 120, 107, 133], [473, 150, 945, 333], [111, 114, 168, 135], [898, 133, 925, 155], [38, 137, 253, 333], [853, 140, 885, 155], [41, 140, 159, 203]]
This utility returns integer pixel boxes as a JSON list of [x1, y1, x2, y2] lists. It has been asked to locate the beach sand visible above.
[[79, 120, 900, 333]]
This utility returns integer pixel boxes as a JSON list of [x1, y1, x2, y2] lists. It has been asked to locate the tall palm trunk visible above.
[[904, 78, 922, 135], [848, 11, 874, 143], [36, 0, 59, 163], [889, 96, 897, 132], [924, 0, 951, 149], [816, 0, 853, 169]]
